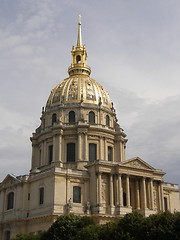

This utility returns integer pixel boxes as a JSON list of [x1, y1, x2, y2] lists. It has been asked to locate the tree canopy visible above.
[[12, 211, 180, 240]]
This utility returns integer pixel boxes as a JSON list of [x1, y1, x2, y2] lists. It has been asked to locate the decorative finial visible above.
[[79, 14, 81, 24], [77, 14, 82, 46]]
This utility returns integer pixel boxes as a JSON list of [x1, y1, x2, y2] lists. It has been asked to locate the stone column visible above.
[[98, 172, 102, 206], [126, 175, 130, 207], [150, 178, 154, 210], [142, 177, 147, 209], [84, 133, 87, 161], [110, 174, 114, 208], [43, 140, 46, 165], [160, 181, 164, 211], [135, 179, 140, 209], [58, 134, 62, 162], [104, 138, 107, 160], [78, 133, 82, 161], [53, 135, 56, 162], [118, 174, 122, 206], [99, 137, 103, 160]]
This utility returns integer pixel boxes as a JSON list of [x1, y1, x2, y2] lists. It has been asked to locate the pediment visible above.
[[121, 157, 155, 171], [0, 174, 21, 189]]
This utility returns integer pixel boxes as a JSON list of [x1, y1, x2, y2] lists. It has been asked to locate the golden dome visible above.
[[46, 16, 112, 110], [46, 76, 112, 109]]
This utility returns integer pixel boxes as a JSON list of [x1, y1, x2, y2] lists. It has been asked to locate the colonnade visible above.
[[96, 172, 164, 213]]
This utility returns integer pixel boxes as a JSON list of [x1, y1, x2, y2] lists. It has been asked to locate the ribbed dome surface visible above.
[[46, 76, 112, 110]]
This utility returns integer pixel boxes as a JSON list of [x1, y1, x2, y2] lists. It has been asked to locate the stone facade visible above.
[[0, 17, 179, 240]]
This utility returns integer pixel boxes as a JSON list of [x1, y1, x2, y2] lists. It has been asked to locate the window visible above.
[[49, 145, 53, 164], [52, 113, 57, 125], [164, 197, 168, 211], [76, 55, 81, 63], [73, 186, 81, 203], [39, 187, 44, 205], [6, 231, 10, 240], [89, 143, 97, 162], [69, 111, 75, 123], [106, 115, 110, 126], [7, 192, 14, 210], [108, 146, 113, 161], [89, 111, 95, 124], [67, 143, 75, 162], [28, 193, 30, 200]]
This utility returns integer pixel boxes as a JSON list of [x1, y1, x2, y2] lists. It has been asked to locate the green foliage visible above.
[[41, 214, 96, 240], [12, 232, 43, 240], [13, 212, 180, 240]]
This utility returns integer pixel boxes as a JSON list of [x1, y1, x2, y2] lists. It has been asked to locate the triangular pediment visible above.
[[0, 174, 21, 189], [121, 157, 155, 171]]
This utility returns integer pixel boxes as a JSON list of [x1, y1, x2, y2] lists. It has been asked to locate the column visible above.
[[142, 177, 147, 209], [43, 140, 46, 165], [126, 175, 130, 207], [84, 133, 88, 161], [158, 182, 161, 211], [110, 174, 114, 208], [104, 138, 107, 160], [150, 178, 154, 210], [53, 135, 56, 162], [99, 137, 103, 160], [58, 134, 62, 162], [78, 133, 82, 161], [118, 174, 122, 206], [135, 179, 140, 209], [160, 181, 164, 211], [98, 172, 102, 205]]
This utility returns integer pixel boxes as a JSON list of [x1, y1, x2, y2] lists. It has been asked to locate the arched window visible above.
[[106, 115, 110, 126], [108, 146, 113, 161], [39, 187, 44, 205], [5, 231, 11, 240], [52, 113, 57, 125], [89, 111, 95, 124], [67, 143, 75, 162], [89, 143, 97, 162], [76, 55, 81, 63], [69, 111, 75, 123], [7, 192, 14, 210]]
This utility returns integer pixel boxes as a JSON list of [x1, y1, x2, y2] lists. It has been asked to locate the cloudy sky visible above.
[[0, 0, 180, 187]]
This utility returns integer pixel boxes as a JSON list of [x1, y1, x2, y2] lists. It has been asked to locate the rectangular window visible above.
[[67, 143, 75, 162], [73, 186, 81, 203], [39, 187, 44, 205], [89, 143, 97, 162], [49, 145, 53, 164], [108, 146, 113, 161], [28, 193, 30, 200]]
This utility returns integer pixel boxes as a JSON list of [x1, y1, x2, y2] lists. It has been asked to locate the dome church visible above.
[[0, 16, 179, 240]]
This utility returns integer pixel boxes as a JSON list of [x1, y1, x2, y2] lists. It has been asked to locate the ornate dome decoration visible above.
[[46, 15, 112, 110], [46, 77, 112, 109]]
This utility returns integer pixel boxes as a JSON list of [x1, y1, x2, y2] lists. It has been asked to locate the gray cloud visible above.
[[0, 0, 180, 189]]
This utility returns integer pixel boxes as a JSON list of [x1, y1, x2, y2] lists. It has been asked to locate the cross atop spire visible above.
[[77, 14, 82, 47]]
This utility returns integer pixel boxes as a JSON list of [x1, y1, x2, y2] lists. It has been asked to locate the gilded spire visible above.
[[77, 14, 82, 47], [68, 15, 91, 77]]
